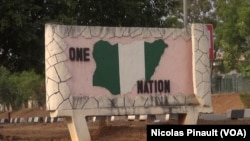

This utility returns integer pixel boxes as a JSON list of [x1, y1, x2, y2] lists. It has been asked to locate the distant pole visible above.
[[183, 0, 187, 28]]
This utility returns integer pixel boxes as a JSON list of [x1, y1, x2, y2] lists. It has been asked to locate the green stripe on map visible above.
[[93, 40, 120, 95], [144, 39, 168, 80]]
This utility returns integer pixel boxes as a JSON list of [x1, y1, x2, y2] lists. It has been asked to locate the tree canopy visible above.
[[0, 0, 179, 73], [0, 0, 219, 110], [215, 0, 250, 77], [0, 0, 218, 74]]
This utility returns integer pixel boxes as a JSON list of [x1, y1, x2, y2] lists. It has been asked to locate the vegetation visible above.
[[215, 0, 250, 77], [0, 66, 45, 111], [1, 0, 250, 110], [0, 0, 217, 72]]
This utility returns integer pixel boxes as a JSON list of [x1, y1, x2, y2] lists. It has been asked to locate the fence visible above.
[[212, 74, 250, 93]]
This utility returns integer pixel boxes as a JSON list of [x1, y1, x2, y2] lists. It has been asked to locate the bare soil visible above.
[[211, 93, 245, 114], [0, 93, 248, 141]]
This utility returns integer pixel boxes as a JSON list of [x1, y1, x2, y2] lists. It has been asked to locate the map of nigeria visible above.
[[92, 39, 168, 95]]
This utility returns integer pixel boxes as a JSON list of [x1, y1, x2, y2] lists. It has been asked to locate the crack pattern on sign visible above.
[[45, 24, 210, 113]]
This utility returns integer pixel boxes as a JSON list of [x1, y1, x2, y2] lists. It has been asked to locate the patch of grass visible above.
[[239, 93, 250, 108]]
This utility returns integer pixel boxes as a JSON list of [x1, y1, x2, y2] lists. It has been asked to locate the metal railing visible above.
[[212, 74, 250, 93]]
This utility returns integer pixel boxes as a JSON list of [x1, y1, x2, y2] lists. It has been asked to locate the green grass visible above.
[[239, 93, 250, 108]]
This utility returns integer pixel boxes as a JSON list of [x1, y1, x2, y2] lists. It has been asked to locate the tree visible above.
[[0, 0, 184, 110], [0, 66, 45, 110], [0, 0, 221, 73], [0, 0, 218, 74], [10, 70, 45, 108], [0, 1, 41, 73], [187, 0, 217, 26], [0, 66, 16, 111], [0, 0, 178, 73], [0, 0, 78, 73], [0, 1, 220, 109], [72, 0, 182, 27], [215, 0, 250, 76]]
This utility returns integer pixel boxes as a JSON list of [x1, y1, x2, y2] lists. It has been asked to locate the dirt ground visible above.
[[211, 93, 245, 114], [0, 93, 248, 141]]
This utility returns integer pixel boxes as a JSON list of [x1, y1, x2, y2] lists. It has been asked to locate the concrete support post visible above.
[[178, 108, 199, 125], [66, 112, 91, 141]]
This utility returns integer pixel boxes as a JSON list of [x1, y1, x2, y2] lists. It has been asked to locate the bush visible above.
[[0, 66, 45, 111]]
